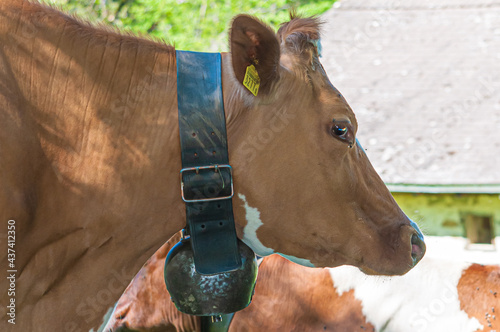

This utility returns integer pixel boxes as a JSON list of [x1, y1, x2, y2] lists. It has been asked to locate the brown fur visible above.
[[277, 14, 323, 76], [457, 263, 500, 331], [1, 2, 180, 331], [1, 1, 424, 331], [278, 14, 322, 49]]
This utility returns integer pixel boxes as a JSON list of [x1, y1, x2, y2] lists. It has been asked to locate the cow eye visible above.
[[330, 120, 355, 147], [332, 124, 348, 137]]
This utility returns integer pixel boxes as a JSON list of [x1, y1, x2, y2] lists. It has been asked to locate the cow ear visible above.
[[230, 15, 280, 96]]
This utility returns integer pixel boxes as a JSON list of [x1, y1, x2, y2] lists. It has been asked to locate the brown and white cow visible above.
[[0, 1, 424, 330], [105, 236, 500, 332]]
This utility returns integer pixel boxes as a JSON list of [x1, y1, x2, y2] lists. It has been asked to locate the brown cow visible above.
[[0, 1, 424, 331], [106, 237, 500, 332]]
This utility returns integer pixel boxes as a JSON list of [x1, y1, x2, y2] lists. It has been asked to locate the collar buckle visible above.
[[180, 164, 234, 203]]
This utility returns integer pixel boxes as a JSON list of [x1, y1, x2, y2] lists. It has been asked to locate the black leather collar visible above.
[[176, 50, 241, 275]]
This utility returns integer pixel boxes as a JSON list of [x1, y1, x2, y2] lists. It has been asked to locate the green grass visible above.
[[41, 0, 337, 51]]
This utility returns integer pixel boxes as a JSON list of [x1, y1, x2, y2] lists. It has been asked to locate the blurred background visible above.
[[40, 0, 336, 51]]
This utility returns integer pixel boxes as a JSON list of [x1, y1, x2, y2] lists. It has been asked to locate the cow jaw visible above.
[[237, 193, 315, 267]]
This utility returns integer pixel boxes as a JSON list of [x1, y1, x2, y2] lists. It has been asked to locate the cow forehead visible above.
[[295, 79, 358, 132], [277, 54, 355, 124], [328, 258, 482, 332]]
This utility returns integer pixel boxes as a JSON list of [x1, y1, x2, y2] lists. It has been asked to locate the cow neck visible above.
[[176, 50, 241, 274]]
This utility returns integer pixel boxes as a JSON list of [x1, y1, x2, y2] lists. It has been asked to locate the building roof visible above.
[[320, 0, 500, 191]]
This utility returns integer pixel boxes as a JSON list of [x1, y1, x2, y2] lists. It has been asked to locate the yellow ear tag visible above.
[[243, 64, 260, 96]]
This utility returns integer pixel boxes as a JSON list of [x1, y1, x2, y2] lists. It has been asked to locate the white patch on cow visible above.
[[328, 238, 484, 332], [278, 253, 315, 267], [237, 193, 274, 257], [238, 193, 316, 268]]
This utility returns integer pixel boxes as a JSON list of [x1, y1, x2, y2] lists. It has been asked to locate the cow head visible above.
[[223, 14, 425, 275]]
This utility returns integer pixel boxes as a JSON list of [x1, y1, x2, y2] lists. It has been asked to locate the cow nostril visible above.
[[411, 233, 419, 245], [410, 233, 425, 265]]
